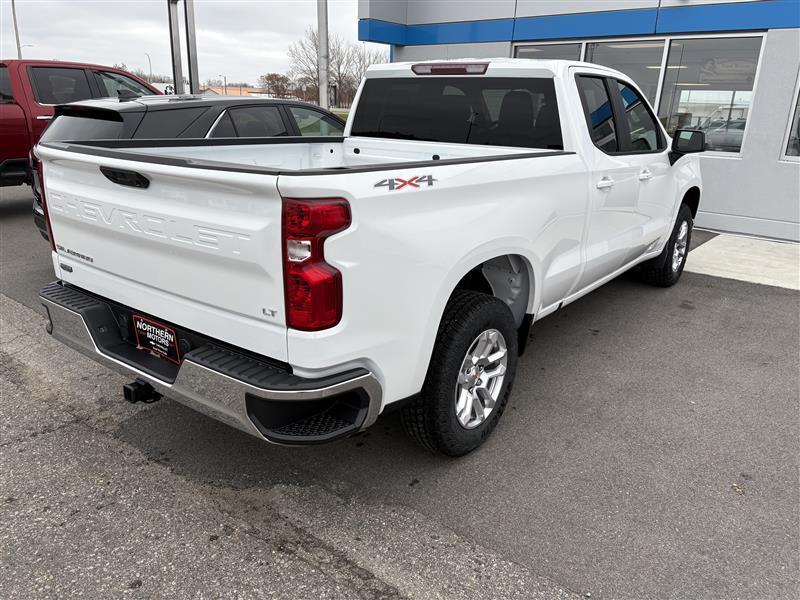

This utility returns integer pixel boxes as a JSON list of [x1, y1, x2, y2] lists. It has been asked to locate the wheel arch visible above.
[[442, 248, 541, 357], [683, 185, 701, 218], [452, 253, 535, 329]]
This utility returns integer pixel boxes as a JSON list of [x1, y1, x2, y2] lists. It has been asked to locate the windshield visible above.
[[351, 76, 563, 150]]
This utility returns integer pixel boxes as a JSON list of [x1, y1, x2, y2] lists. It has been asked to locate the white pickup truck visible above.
[[36, 59, 704, 455]]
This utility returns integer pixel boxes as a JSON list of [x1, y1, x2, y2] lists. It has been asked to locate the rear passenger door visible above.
[[573, 74, 642, 291]]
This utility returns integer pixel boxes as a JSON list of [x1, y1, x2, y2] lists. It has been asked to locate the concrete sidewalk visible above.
[[686, 231, 800, 290]]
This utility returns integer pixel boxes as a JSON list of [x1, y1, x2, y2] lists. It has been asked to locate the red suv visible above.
[[0, 59, 160, 186]]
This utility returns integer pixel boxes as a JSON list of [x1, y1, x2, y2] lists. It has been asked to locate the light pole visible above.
[[317, 0, 329, 109], [218, 74, 227, 95], [11, 0, 22, 59], [20, 44, 33, 57], [144, 52, 153, 83]]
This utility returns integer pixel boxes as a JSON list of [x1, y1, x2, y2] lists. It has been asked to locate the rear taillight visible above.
[[282, 198, 351, 331], [36, 157, 56, 252]]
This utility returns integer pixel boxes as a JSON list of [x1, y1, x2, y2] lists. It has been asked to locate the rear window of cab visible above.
[[350, 76, 563, 150]]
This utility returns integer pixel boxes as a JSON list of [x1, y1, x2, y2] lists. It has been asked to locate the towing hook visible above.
[[123, 379, 162, 404]]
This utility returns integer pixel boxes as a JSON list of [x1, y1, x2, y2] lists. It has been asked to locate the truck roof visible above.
[[365, 57, 625, 80]]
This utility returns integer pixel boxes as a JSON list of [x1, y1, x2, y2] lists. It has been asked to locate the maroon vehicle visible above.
[[0, 59, 160, 187]]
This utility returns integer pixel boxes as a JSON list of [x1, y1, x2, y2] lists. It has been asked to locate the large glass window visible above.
[[657, 37, 762, 153], [351, 77, 563, 150], [576, 76, 618, 153], [30, 67, 93, 105], [786, 90, 800, 158], [585, 40, 665, 106], [515, 43, 582, 61]]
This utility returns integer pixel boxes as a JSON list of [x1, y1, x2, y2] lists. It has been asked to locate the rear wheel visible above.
[[640, 204, 693, 287], [401, 290, 518, 456]]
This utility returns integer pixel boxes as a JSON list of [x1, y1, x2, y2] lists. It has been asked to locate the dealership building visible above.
[[358, 0, 800, 241]]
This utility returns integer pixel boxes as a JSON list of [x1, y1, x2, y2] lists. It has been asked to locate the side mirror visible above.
[[672, 129, 705, 154]]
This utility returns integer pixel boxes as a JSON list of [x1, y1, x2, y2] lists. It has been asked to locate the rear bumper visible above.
[[40, 282, 382, 444]]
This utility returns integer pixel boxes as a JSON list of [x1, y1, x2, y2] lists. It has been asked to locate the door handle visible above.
[[639, 169, 653, 181], [36, 115, 53, 121], [596, 177, 615, 190]]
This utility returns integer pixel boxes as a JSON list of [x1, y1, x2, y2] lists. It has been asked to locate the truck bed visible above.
[[40, 135, 567, 175]]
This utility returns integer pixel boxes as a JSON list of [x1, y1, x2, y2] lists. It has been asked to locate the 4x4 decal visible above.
[[374, 175, 436, 191]]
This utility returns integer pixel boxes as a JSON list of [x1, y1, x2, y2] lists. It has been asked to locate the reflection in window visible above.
[[617, 81, 663, 151], [289, 106, 344, 136], [585, 40, 665, 106], [657, 37, 762, 153], [577, 76, 618, 153], [96, 71, 155, 98], [30, 67, 93, 105], [786, 92, 800, 157], [515, 43, 582, 61], [229, 106, 288, 137]]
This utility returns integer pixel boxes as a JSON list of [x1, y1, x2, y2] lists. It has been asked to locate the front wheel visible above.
[[401, 290, 518, 456], [640, 204, 693, 287]]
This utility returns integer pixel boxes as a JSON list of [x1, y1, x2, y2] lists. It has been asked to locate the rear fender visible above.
[[411, 241, 540, 388]]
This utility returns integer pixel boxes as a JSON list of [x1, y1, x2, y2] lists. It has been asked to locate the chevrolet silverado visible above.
[[35, 59, 704, 455]]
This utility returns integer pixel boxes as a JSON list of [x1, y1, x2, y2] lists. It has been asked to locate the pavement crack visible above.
[[210, 487, 407, 600], [0, 414, 91, 449]]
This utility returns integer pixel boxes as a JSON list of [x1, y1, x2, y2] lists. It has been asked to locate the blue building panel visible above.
[[512, 8, 657, 41], [656, 0, 800, 34], [358, 0, 800, 45], [405, 19, 515, 45]]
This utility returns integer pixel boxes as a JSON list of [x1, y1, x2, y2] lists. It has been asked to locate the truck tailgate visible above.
[[38, 146, 288, 362]]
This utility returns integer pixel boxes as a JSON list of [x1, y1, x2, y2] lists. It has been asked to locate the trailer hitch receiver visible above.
[[123, 379, 162, 404]]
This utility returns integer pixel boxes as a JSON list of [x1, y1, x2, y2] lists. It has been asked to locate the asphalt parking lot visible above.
[[2, 184, 798, 599]]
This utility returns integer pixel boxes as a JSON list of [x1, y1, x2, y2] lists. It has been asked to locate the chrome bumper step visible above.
[[40, 281, 382, 444]]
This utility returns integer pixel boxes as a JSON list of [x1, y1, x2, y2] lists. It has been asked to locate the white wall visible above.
[[515, 1, 658, 18], [695, 28, 800, 241], [358, 0, 406, 22], [405, 0, 515, 24], [394, 42, 513, 62]]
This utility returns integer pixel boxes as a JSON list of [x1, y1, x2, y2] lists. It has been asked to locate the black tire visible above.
[[401, 290, 518, 456], [639, 203, 693, 287]]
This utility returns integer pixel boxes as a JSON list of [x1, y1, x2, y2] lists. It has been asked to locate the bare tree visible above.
[[288, 27, 321, 100], [351, 43, 389, 83], [328, 34, 355, 105], [288, 28, 388, 107], [258, 73, 292, 98]]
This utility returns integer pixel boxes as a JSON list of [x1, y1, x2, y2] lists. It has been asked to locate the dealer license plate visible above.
[[132, 315, 182, 364]]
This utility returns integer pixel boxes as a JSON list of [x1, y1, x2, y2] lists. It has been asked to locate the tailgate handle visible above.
[[100, 166, 150, 189]]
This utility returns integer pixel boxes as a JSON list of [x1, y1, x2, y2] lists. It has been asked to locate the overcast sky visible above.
[[0, 0, 378, 84]]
